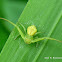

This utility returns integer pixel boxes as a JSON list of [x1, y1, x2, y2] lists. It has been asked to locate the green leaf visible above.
[[0, 0, 62, 62]]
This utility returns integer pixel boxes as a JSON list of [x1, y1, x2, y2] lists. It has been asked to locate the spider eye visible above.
[[27, 25, 37, 36]]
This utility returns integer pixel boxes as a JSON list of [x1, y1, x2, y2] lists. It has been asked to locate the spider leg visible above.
[[34, 31, 45, 36], [18, 22, 26, 33], [34, 32, 42, 36], [14, 34, 20, 40], [0, 18, 25, 39], [31, 37, 62, 43]]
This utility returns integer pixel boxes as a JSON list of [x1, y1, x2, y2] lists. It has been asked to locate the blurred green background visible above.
[[0, 0, 28, 52]]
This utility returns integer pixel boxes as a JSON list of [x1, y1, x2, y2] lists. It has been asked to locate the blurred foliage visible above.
[[0, 0, 28, 52]]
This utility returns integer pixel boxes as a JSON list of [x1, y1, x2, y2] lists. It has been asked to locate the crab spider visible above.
[[0, 18, 61, 44]]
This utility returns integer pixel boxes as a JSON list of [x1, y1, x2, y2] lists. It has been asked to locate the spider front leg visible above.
[[0, 18, 25, 40], [14, 23, 26, 40], [31, 37, 62, 43], [18, 22, 26, 33], [34, 32, 42, 36]]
